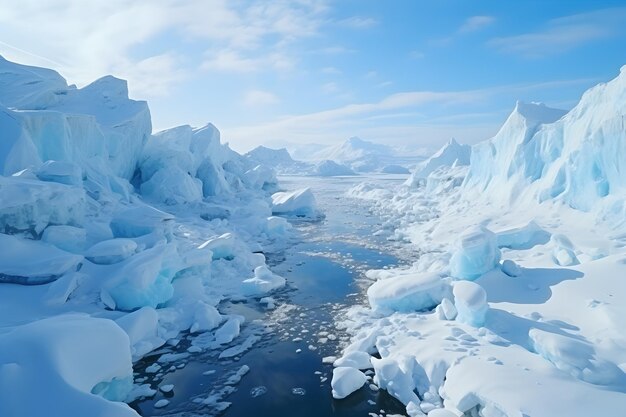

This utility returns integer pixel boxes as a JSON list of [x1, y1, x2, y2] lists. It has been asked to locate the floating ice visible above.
[[241, 265, 286, 296], [334, 351, 373, 370], [271, 188, 319, 218], [331, 367, 367, 399]]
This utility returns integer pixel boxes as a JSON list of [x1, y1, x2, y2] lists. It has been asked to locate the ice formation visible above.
[[0, 56, 297, 417], [340, 65, 626, 417], [271, 187, 320, 217]]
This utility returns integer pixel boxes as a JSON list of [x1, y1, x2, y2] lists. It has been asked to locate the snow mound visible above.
[[380, 164, 410, 174], [0, 314, 137, 417], [367, 272, 451, 313]]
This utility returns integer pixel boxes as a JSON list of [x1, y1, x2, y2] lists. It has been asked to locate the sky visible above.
[[0, 0, 625, 154]]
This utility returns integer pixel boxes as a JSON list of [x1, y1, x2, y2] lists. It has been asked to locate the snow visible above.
[[380, 164, 410, 174], [0, 314, 138, 417], [331, 367, 368, 399], [335, 66, 626, 417], [333, 350, 372, 370], [271, 187, 320, 217], [449, 227, 501, 281]]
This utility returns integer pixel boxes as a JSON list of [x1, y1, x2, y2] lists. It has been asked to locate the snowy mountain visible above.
[[245, 145, 312, 175], [308, 136, 402, 173]]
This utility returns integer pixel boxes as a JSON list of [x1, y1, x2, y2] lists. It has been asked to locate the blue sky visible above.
[[0, 0, 625, 153]]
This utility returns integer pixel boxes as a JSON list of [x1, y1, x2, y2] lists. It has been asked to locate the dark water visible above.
[[131, 175, 409, 417]]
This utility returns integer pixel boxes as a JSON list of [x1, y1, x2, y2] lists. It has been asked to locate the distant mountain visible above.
[[245, 145, 312, 175], [303, 136, 420, 173]]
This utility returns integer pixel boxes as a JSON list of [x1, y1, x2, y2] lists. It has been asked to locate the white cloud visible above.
[[337, 16, 378, 29], [489, 7, 626, 57], [243, 90, 280, 106], [201, 49, 295, 73], [322, 82, 340, 94], [459, 15, 496, 33], [321, 66, 342, 74], [0, 0, 330, 96]]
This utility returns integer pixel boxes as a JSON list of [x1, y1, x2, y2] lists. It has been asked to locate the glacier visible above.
[[340, 65, 626, 417], [0, 56, 298, 417]]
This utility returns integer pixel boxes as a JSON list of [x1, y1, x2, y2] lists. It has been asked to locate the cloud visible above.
[[459, 15, 496, 33], [489, 7, 626, 57], [321, 66, 341, 74], [222, 76, 598, 152], [243, 90, 280, 106], [337, 16, 378, 29], [322, 82, 339, 94], [0, 0, 330, 96]]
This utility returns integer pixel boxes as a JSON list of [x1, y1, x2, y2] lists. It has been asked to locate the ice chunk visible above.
[[41, 225, 86, 253], [190, 302, 222, 333], [450, 226, 501, 280], [106, 245, 175, 311], [496, 221, 551, 250], [0, 314, 137, 417], [452, 281, 488, 327], [501, 260, 522, 277], [199, 233, 236, 260], [85, 238, 138, 264], [436, 298, 458, 320], [334, 351, 372, 370], [35, 160, 82, 186], [406, 138, 470, 184], [0, 176, 85, 235], [371, 357, 421, 405], [331, 367, 367, 399], [271, 188, 319, 218], [381, 164, 410, 174], [550, 234, 580, 266], [214, 316, 244, 345], [529, 328, 625, 386], [45, 272, 83, 306], [241, 265, 286, 296], [0, 233, 83, 284], [154, 399, 170, 408], [265, 216, 292, 236], [367, 272, 451, 314], [110, 205, 174, 238], [115, 307, 165, 359], [140, 166, 203, 205]]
